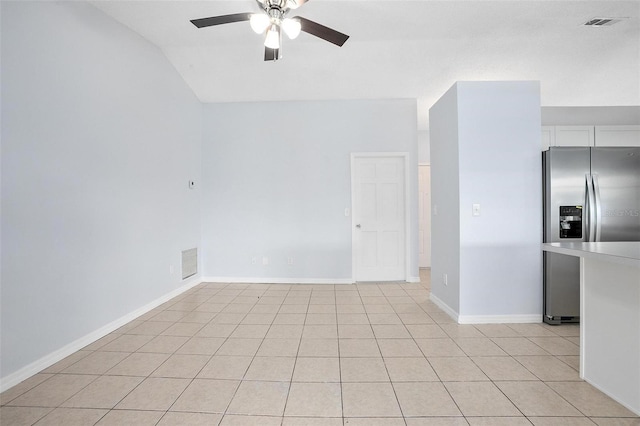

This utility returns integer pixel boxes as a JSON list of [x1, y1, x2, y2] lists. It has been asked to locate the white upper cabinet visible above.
[[595, 125, 640, 147], [542, 125, 640, 150], [554, 126, 595, 147]]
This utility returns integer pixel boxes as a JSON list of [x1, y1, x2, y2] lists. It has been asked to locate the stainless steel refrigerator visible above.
[[543, 147, 640, 324]]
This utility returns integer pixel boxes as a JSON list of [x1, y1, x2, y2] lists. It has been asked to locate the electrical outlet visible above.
[[251, 257, 257, 265], [262, 257, 269, 266], [287, 257, 294, 265], [443, 273, 448, 286]]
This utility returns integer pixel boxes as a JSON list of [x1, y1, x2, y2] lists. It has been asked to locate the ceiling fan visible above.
[[190, 0, 349, 61]]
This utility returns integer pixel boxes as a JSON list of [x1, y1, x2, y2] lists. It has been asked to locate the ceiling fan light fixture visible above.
[[249, 13, 270, 34], [282, 18, 301, 39], [264, 24, 281, 49], [190, 0, 349, 61]]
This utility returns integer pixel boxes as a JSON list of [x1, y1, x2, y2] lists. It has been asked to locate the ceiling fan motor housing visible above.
[[262, 0, 286, 22], [259, 0, 303, 12]]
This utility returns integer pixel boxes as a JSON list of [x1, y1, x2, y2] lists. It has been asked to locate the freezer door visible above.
[[542, 147, 590, 324], [543, 147, 591, 243], [591, 147, 640, 241]]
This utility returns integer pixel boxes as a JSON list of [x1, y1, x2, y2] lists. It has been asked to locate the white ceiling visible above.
[[91, 0, 640, 130]]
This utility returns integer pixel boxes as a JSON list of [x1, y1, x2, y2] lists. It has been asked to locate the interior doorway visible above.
[[419, 164, 431, 268]]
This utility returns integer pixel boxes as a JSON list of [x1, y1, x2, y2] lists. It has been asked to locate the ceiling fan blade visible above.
[[286, 0, 309, 9], [296, 17, 349, 47], [264, 47, 280, 61], [190, 13, 252, 28]]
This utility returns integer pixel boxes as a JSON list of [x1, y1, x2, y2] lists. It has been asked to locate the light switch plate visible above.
[[472, 203, 481, 216]]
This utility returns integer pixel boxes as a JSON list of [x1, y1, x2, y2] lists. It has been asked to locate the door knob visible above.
[[356, 224, 361, 228]]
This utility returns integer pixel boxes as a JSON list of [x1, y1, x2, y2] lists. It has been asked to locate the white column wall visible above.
[[457, 81, 542, 321], [429, 81, 542, 322], [428, 86, 461, 315]]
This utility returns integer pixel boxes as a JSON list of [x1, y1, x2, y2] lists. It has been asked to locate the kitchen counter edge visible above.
[[542, 242, 640, 268]]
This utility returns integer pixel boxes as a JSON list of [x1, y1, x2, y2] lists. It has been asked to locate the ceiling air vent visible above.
[[584, 18, 621, 26]]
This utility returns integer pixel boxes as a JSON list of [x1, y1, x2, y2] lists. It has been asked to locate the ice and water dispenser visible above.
[[559, 205, 582, 239]]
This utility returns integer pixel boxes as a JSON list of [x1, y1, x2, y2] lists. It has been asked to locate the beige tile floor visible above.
[[2, 270, 639, 425]]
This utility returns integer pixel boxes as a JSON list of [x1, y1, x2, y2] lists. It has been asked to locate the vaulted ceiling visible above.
[[91, 0, 640, 129]]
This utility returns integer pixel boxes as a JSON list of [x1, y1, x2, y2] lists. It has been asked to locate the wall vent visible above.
[[182, 248, 198, 280], [583, 18, 622, 26]]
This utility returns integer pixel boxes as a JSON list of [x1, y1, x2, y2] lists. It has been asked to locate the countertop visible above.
[[542, 241, 640, 268]]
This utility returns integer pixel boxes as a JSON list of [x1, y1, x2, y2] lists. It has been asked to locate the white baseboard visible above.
[[458, 314, 542, 324], [584, 378, 640, 417], [202, 277, 355, 285], [202, 277, 423, 285], [0, 275, 202, 393], [428, 293, 541, 324], [429, 293, 459, 322]]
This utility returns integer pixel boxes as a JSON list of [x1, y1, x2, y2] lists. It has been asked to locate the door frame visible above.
[[418, 162, 431, 268], [350, 152, 411, 283]]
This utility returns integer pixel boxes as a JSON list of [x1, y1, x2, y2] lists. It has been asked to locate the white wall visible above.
[[429, 86, 461, 313], [430, 82, 542, 322], [1, 2, 202, 384], [418, 130, 430, 164], [201, 99, 419, 282]]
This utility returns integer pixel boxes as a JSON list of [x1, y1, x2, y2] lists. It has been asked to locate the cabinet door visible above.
[[555, 126, 594, 147], [595, 125, 640, 147], [541, 126, 555, 150]]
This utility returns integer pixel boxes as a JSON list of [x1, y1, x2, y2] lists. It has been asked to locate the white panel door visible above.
[[353, 156, 405, 281], [418, 165, 431, 268]]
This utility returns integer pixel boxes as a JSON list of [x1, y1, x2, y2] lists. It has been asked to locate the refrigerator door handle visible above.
[[585, 173, 596, 242], [592, 173, 602, 242]]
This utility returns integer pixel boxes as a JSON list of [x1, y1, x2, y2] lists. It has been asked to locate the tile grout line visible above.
[[375, 283, 410, 426], [279, 283, 311, 421], [155, 282, 255, 423], [151, 282, 239, 425], [218, 282, 292, 421], [337, 284, 352, 424]]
